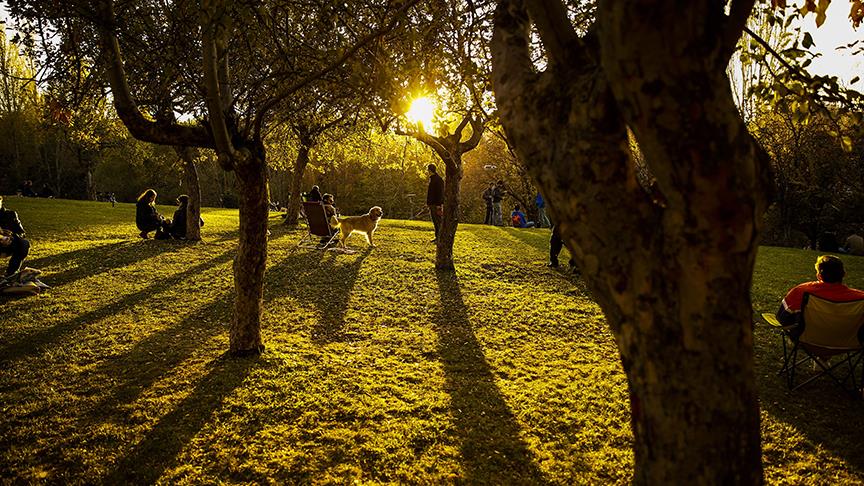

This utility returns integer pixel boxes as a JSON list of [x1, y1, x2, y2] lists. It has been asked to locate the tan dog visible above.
[[337, 206, 383, 248]]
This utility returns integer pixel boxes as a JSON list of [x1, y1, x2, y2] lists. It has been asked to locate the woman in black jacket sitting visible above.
[[135, 189, 169, 239], [169, 195, 204, 239]]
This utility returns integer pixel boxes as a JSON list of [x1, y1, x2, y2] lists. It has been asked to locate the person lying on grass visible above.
[[777, 255, 864, 329], [0, 196, 30, 277]]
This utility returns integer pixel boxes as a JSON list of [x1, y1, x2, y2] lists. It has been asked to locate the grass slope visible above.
[[0, 197, 861, 484]]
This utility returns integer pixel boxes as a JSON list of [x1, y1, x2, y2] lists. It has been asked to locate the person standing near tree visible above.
[[492, 180, 506, 226], [426, 164, 445, 242], [535, 192, 550, 228], [482, 182, 495, 225]]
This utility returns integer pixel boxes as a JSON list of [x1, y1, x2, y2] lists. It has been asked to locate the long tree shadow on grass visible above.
[[13, 293, 239, 482], [28, 240, 180, 288], [265, 247, 371, 343], [755, 336, 864, 475], [0, 249, 235, 363], [94, 297, 261, 483], [434, 271, 549, 484], [102, 354, 261, 483]]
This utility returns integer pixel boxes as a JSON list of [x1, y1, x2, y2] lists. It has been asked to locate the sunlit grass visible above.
[[0, 197, 862, 483]]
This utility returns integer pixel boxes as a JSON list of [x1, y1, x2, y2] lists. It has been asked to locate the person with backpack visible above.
[[510, 204, 535, 228], [0, 196, 30, 277]]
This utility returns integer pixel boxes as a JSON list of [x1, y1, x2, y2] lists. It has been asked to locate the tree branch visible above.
[[491, 0, 537, 126], [252, 0, 422, 140], [96, 0, 212, 148], [201, 7, 236, 167], [525, 0, 581, 67], [460, 116, 484, 151], [721, 0, 757, 60]]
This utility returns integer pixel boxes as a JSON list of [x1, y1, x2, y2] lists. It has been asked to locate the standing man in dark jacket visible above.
[[492, 180, 507, 226], [0, 196, 31, 277], [426, 163, 445, 242]]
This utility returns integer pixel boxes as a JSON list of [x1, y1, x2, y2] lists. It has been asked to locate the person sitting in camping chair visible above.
[[772, 255, 864, 394], [777, 255, 864, 328]]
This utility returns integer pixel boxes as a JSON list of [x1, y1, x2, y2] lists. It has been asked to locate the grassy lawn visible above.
[[0, 197, 862, 484]]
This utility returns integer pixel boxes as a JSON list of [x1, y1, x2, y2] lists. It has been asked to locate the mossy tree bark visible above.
[[492, 0, 769, 482], [399, 115, 483, 271]]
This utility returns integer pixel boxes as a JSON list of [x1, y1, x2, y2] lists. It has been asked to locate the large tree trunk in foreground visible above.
[[436, 157, 462, 270], [492, 0, 768, 482], [178, 147, 202, 241], [230, 156, 269, 355], [284, 140, 312, 226]]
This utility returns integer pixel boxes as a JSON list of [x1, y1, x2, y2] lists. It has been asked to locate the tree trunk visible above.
[[284, 142, 312, 226], [230, 155, 269, 356], [85, 166, 97, 201], [491, 0, 768, 482], [436, 157, 462, 271], [178, 147, 202, 241]]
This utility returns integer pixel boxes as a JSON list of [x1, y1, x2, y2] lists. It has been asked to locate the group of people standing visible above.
[[135, 189, 203, 240]]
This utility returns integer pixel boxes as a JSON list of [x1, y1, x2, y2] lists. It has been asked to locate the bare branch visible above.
[[722, 0, 757, 60], [96, 0, 212, 148], [525, 0, 581, 66], [252, 0, 422, 140]]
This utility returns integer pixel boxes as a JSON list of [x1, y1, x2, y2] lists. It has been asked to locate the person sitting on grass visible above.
[[0, 196, 30, 277], [776, 255, 864, 328], [135, 189, 170, 239], [169, 195, 204, 239], [510, 204, 535, 228]]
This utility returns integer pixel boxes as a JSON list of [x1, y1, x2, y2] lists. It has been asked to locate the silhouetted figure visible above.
[[170, 195, 204, 239], [0, 196, 30, 277], [135, 189, 170, 239], [427, 164, 444, 242]]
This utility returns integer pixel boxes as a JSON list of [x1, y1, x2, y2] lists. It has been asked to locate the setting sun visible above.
[[406, 96, 435, 129]]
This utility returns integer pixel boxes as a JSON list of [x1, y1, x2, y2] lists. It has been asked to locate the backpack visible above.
[[511, 214, 521, 227]]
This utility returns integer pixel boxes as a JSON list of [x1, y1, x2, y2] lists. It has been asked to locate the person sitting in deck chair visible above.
[[777, 255, 864, 329]]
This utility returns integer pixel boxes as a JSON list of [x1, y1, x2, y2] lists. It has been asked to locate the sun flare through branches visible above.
[[406, 96, 436, 130]]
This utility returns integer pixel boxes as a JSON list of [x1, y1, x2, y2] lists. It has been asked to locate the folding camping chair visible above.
[[297, 201, 339, 249], [763, 293, 864, 397]]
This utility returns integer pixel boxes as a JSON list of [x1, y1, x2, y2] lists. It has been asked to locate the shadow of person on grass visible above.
[[0, 250, 235, 363], [265, 247, 372, 343], [434, 270, 548, 484]]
